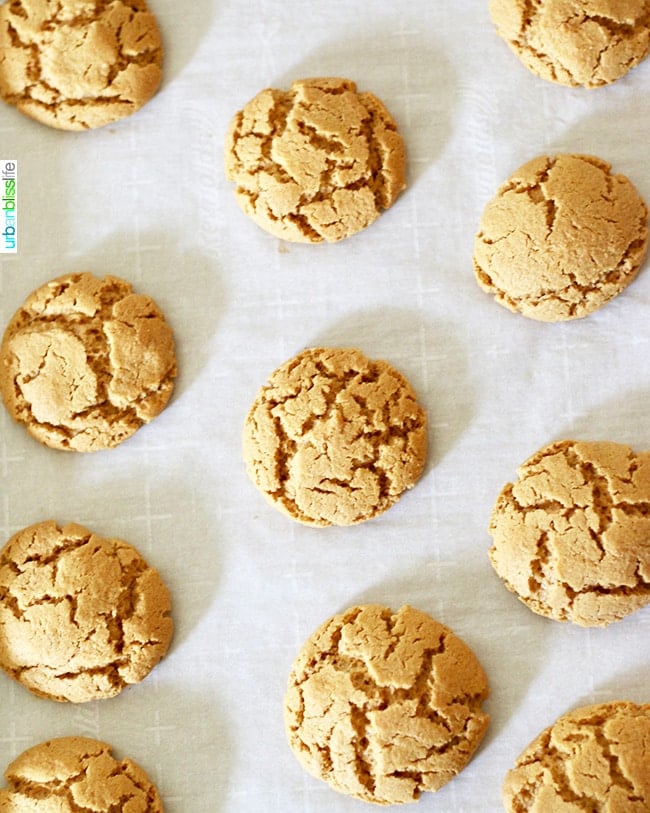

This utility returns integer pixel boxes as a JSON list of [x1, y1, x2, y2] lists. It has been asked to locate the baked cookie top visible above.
[[0, 271, 177, 452], [224, 77, 406, 243], [473, 154, 648, 321], [488, 440, 650, 627], [0, 0, 163, 130], [0, 736, 164, 811], [284, 604, 490, 806], [489, 0, 650, 88], [0, 520, 173, 702], [503, 701, 650, 811], [242, 347, 427, 526]]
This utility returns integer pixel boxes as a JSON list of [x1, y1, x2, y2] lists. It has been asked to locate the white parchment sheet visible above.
[[1, 2, 649, 811]]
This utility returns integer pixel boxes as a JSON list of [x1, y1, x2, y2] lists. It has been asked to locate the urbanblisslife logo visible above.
[[2, 160, 17, 253]]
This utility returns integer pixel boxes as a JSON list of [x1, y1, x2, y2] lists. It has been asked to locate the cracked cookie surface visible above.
[[503, 701, 650, 811], [0, 520, 173, 702], [0, 736, 164, 811], [284, 604, 490, 806], [224, 77, 406, 243], [489, 0, 650, 87], [473, 154, 648, 321], [0, 271, 177, 452], [488, 440, 650, 627], [242, 347, 427, 527], [0, 0, 163, 130]]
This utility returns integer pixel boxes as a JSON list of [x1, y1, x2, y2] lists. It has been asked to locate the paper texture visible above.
[[1, 2, 649, 811]]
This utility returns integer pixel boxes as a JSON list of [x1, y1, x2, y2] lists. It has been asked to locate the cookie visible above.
[[0, 272, 177, 452], [242, 347, 427, 526], [0, 736, 164, 811], [488, 440, 650, 627], [224, 77, 406, 243], [0, 0, 163, 130], [489, 0, 650, 88], [0, 520, 173, 702], [284, 604, 490, 806], [473, 154, 648, 321], [503, 701, 650, 811]]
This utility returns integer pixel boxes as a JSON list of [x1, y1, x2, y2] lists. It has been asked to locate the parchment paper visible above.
[[1, 2, 649, 811]]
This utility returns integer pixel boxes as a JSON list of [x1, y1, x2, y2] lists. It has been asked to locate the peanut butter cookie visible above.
[[0, 736, 164, 811], [488, 440, 650, 627], [489, 0, 650, 88], [0, 272, 177, 452], [0, 520, 173, 702], [224, 77, 406, 242], [0, 0, 163, 130], [473, 154, 648, 321], [503, 701, 650, 811], [285, 604, 490, 806], [242, 347, 427, 526]]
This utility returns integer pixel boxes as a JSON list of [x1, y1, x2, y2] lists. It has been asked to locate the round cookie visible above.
[[0, 520, 173, 702], [503, 701, 650, 811], [224, 77, 406, 243], [242, 347, 427, 526], [0, 736, 164, 811], [0, 272, 177, 452], [488, 440, 650, 627], [473, 154, 648, 321], [0, 0, 163, 130], [284, 604, 490, 806], [489, 0, 650, 88]]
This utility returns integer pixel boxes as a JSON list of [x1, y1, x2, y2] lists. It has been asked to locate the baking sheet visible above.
[[1, 2, 650, 811]]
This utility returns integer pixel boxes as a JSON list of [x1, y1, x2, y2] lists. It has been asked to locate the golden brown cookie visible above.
[[488, 440, 650, 627], [0, 736, 164, 811], [0, 0, 163, 130], [224, 77, 406, 243], [489, 0, 650, 88], [284, 604, 490, 806], [473, 154, 648, 321], [0, 272, 177, 452], [503, 701, 650, 811], [242, 347, 427, 526], [0, 520, 173, 702]]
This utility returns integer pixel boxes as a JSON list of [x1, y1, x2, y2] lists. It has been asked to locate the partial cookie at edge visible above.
[[0, 271, 177, 452], [0, 520, 173, 702], [0, 736, 165, 811], [503, 701, 650, 811], [489, 0, 650, 88], [488, 439, 650, 626], [0, 0, 163, 130]]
